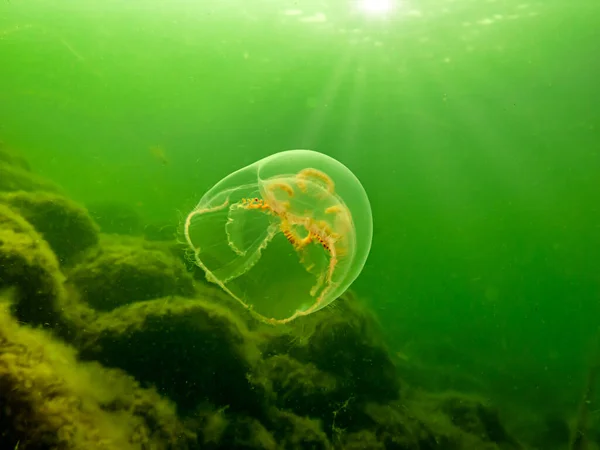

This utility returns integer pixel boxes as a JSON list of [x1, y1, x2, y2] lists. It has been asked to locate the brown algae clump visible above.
[[0, 297, 196, 449], [0, 140, 31, 170], [0, 204, 69, 329], [0, 191, 100, 265], [79, 296, 264, 414], [0, 161, 62, 194], [67, 239, 195, 311]]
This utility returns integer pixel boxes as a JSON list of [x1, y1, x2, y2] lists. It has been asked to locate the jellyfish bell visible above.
[[184, 149, 373, 325]]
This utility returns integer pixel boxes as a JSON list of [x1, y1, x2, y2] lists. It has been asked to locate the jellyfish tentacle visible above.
[[310, 269, 327, 297]]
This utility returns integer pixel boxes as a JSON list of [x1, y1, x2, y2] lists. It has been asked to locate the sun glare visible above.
[[359, 0, 394, 14]]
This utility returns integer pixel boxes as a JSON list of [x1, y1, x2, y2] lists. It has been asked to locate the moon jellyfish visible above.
[[184, 149, 372, 325]]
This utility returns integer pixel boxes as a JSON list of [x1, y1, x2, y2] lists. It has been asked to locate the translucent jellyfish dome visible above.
[[184, 149, 372, 325]]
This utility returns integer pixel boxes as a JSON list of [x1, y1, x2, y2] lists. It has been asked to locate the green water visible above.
[[1, 0, 599, 421]]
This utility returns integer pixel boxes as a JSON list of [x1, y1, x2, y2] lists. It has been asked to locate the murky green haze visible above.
[[1, 0, 599, 417]]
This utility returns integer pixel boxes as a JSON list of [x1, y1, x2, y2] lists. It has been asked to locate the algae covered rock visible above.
[[67, 239, 195, 311], [80, 297, 265, 415], [270, 409, 332, 450], [338, 430, 384, 450], [0, 142, 62, 194], [0, 203, 97, 340], [0, 191, 100, 265], [0, 161, 62, 193], [254, 354, 339, 418], [0, 140, 31, 170], [192, 410, 277, 450], [403, 390, 525, 450], [0, 203, 69, 329], [265, 292, 401, 404], [304, 311, 400, 403], [307, 297, 400, 402], [361, 402, 447, 449], [0, 298, 196, 450], [439, 393, 522, 449]]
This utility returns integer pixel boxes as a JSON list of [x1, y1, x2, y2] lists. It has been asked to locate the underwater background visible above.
[[1, 0, 599, 448]]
